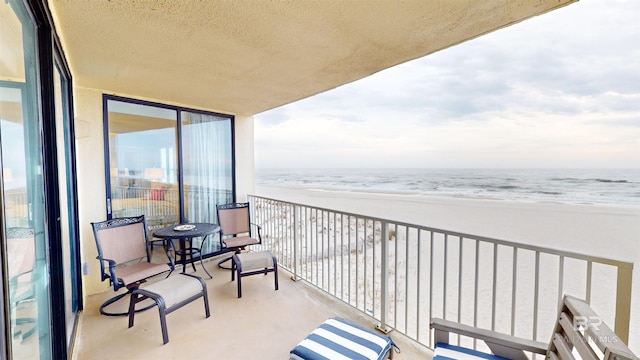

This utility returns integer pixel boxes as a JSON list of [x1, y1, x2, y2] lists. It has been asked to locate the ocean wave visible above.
[[549, 177, 582, 182], [591, 178, 629, 183], [537, 191, 563, 195], [256, 169, 640, 206]]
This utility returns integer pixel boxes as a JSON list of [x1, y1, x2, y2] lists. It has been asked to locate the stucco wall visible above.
[[73, 87, 108, 297], [72, 86, 255, 299], [234, 115, 255, 202]]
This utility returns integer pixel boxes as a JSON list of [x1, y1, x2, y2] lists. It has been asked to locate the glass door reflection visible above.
[[54, 61, 79, 351], [1, 2, 52, 354], [106, 99, 179, 231]]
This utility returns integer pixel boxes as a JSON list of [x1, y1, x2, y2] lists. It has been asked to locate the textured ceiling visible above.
[[48, 0, 576, 117]]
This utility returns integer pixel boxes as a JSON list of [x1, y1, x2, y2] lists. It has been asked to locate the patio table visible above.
[[153, 223, 220, 275]]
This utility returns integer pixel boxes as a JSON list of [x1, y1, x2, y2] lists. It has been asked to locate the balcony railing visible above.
[[248, 195, 633, 355], [3, 188, 29, 227]]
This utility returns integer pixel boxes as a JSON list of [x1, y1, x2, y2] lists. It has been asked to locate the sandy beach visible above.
[[254, 185, 640, 352]]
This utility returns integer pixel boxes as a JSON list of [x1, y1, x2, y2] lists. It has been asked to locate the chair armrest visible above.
[[13, 268, 34, 280], [96, 256, 121, 288], [9, 269, 35, 292], [430, 318, 548, 358], [96, 256, 116, 270], [251, 222, 263, 242]]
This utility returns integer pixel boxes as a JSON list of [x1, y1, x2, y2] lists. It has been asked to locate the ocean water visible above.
[[256, 168, 640, 206]]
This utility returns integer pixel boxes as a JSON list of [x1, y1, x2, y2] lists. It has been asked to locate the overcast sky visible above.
[[254, 0, 639, 169]]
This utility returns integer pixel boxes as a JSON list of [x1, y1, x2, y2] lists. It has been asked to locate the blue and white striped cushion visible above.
[[290, 318, 396, 360], [433, 342, 510, 360]]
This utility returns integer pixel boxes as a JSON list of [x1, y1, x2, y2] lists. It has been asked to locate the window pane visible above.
[[181, 111, 233, 255], [107, 100, 179, 230]]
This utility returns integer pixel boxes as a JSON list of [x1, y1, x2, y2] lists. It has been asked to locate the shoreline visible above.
[[255, 185, 639, 251], [254, 184, 639, 267], [255, 168, 640, 207], [256, 182, 640, 209]]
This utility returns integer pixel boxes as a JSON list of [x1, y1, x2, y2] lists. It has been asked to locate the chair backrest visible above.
[[91, 215, 149, 267], [217, 203, 251, 236], [547, 295, 636, 360], [6, 227, 35, 280]]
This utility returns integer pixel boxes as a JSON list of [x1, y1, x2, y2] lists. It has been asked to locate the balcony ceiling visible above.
[[49, 0, 576, 117]]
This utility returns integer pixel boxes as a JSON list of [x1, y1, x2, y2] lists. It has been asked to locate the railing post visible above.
[[377, 221, 391, 333], [614, 264, 633, 343], [292, 204, 300, 281]]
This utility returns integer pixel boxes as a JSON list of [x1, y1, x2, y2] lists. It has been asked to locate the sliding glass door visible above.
[[0, 1, 52, 358], [54, 59, 80, 351], [104, 96, 234, 257], [1, 1, 79, 358]]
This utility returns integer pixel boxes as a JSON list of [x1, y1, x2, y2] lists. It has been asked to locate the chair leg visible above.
[[217, 254, 234, 269], [101, 288, 156, 317], [12, 318, 37, 341], [271, 252, 279, 291], [203, 289, 211, 318], [128, 293, 138, 328], [155, 298, 169, 345], [231, 257, 236, 281], [235, 259, 243, 298], [18, 319, 37, 341]]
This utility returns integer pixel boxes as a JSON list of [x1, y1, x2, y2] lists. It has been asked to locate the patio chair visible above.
[[7, 227, 37, 341], [91, 215, 174, 316], [216, 202, 262, 269], [430, 294, 636, 360]]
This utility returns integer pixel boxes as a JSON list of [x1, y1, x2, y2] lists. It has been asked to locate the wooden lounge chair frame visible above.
[[431, 295, 637, 360]]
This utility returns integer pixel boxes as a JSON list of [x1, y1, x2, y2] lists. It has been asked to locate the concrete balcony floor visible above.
[[72, 254, 432, 359]]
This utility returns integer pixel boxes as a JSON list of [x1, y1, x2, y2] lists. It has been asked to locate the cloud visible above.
[[254, 106, 289, 126], [254, 0, 640, 169]]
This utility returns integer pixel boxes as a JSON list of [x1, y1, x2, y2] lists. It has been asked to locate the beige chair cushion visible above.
[[142, 274, 203, 308], [224, 236, 259, 249], [236, 251, 275, 272], [118, 262, 171, 286]]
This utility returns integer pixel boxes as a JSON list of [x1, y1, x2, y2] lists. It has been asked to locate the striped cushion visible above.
[[434, 342, 510, 360], [290, 318, 396, 360]]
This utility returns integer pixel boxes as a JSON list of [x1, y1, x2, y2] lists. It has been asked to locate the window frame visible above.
[[101, 94, 236, 240]]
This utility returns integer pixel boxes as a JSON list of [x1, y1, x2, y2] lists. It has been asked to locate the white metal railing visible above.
[[110, 185, 230, 222], [3, 189, 29, 227], [248, 195, 633, 355], [110, 186, 179, 218]]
